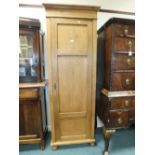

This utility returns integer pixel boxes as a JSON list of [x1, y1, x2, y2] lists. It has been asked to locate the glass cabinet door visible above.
[[19, 31, 40, 82]]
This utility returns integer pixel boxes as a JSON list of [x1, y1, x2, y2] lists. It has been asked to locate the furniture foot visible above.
[[40, 141, 45, 150], [103, 128, 115, 154], [52, 146, 57, 150], [103, 151, 109, 155], [90, 142, 96, 146]]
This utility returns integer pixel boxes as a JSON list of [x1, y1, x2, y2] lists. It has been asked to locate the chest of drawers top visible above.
[[98, 18, 135, 37]]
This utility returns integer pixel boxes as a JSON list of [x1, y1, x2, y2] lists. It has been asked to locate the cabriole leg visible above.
[[103, 128, 115, 155]]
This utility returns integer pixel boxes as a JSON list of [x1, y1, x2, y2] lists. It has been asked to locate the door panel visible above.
[[51, 18, 92, 141], [19, 100, 40, 136], [59, 117, 87, 140], [58, 24, 88, 51], [19, 30, 41, 82], [58, 56, 88, 113]]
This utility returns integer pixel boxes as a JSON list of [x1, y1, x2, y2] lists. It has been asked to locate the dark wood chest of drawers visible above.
[[96, 18, 135, 154]]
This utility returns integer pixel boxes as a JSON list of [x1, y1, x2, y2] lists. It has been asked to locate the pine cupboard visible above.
[[43, 3, 100, 149]]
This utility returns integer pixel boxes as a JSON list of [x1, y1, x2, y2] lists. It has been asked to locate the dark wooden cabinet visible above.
[[19, 17, 47, 150], [96, 18, 135, 155]]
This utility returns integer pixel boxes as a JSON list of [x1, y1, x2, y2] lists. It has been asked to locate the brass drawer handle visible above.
[[126, 58, 131, 65], [125, 78, 130, 85], [128, 41, 132, 49], [124, 26, 128, 36], [127, 41, 134, 56], [117, 118, 123, 124], [128, 51, 133, 56], [117, 112, 122, 115], [124, 100, 129, 106]]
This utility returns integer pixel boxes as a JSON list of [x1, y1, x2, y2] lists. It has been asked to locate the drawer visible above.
[[111, 72, 135, 91], [19, 89, 38, 99], [112, 53, 135, 70], [113, 24, 135, 37], [110, 97, 135, 109], [114, 38, 135, 52], [109, 111, 129, 128], [129, 110, 135, 121]]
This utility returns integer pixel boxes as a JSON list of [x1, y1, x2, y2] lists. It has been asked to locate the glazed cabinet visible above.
[[43, 3, 100, 148], [19, 17, 47, 149], [96, 18, 135, 155]]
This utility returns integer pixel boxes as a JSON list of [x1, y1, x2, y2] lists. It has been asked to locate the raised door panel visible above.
[[59, 118, 87, 140], [57, 24, 88, 51], [58, 56, 88, 113], [19, 99, 40, 136], [50, 18, 93, 141]]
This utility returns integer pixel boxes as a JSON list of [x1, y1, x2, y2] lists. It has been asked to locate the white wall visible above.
[[19, 0, 135, 30], [19, 0, 135, 130]]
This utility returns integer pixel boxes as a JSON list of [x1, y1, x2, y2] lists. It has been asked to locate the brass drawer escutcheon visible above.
[[117, 118, 123, 124]]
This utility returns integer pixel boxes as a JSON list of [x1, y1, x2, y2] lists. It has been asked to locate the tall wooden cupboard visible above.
[[43, 3, 100, 148], [19, 17, 47, 149]]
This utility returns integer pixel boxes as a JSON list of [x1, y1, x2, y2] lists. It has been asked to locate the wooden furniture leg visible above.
[[103, 128, 115, 155], [40, 140, 45, 150]]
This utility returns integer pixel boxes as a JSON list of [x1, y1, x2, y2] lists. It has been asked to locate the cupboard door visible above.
[[19, 99, 41, 137], [49, 18, 93, 141], [19, 30, 41, 82]]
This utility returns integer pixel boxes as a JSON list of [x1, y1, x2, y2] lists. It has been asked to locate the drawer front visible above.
[[129, 110, 135, 121], [109, 111, 129, 128], [112, 53, 135, 70], [113, 24, 135, 37], [19, 89, 38, 99], [111, 72, 135, 91], [114, 38, 135, 52], [110, 97, 135, 109]]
